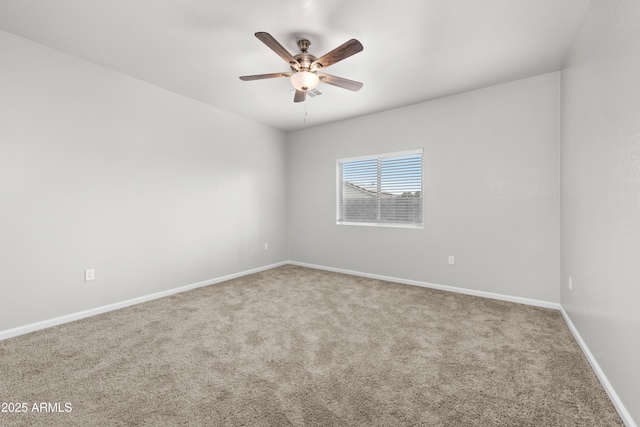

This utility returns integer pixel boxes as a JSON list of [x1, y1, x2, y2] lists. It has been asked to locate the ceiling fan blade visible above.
[[293, 90, 306, 103], [318, 74, 363, 91], [239, 72, 291, 81], [255, 32, 300, 70], [311, 39, 363, 70]]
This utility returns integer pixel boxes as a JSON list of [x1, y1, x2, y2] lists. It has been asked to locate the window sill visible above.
[[336, 221, 424, 229]]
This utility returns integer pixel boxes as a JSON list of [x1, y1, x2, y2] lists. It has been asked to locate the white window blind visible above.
[[336, 149, 423, 227]]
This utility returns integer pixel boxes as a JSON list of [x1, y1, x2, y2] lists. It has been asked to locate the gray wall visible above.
[[0, 30, 288, 331], [287, 73, 561, 303], [561, 0, 640, 421]]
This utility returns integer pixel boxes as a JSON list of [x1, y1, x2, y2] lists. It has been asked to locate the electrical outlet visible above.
[[448, 256, 455, 265], [568, 276, 572, 290], [85, 269, 95, 281], [264, 243, 269, 250]]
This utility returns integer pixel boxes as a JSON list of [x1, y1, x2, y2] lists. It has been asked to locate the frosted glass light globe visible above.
[[290, 71, 320, 91]]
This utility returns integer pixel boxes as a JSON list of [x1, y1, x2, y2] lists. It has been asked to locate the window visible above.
[[336, 149, 423, 227]]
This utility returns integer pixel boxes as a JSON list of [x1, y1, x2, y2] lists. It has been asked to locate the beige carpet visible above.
[[0, 265, 623, 426]]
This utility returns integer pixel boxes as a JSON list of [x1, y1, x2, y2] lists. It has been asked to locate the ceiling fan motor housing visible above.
[[292, 40, 317, 72]]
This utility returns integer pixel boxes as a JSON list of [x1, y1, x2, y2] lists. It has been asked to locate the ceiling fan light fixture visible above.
[[290, 71, 319, 91], [239, 33, 363, 103]]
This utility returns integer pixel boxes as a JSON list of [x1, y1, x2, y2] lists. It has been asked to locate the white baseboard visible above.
[[0, 261, 287, 341], [288, 261, 560, 310], [559, 306, 636, 427], [1, 260, 556, 341]]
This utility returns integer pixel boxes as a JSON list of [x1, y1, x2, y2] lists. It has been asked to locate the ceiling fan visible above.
[[239, 32, 364, 103]]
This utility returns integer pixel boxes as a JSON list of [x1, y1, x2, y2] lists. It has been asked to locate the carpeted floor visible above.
[[0, 265, 623, 426]]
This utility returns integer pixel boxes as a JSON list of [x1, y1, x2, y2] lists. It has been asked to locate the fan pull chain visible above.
[[304, 99, 308, 124]]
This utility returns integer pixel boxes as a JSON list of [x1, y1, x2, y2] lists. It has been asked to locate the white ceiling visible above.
[[0, 0, 589, 132]]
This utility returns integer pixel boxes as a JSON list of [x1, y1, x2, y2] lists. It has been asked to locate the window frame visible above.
[[336, 149, 424, 229]]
